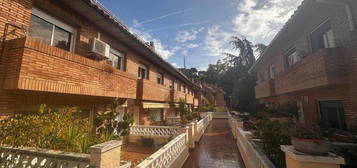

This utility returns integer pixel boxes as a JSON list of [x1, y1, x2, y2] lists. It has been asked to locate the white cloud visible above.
[[204, 25, 238, 57], [171, 62, 178, 68], [203, 0, 302, 57], [181, 50, 188, 56], [130, 28, 178, 59], [233, 0, 303, 43], [175, 27, 205, 43], [186, 43, 199, 48]]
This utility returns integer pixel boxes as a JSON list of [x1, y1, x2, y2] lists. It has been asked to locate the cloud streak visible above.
[[133, 9, 191, 27], [145, 21, 210, 33]]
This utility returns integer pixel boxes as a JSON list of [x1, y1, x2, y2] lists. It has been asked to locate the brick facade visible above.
[[251, 0, 357, 126], [0, 0, 206, 125]]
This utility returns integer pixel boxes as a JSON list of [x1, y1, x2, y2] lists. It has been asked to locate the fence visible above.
[[135, 133, 189, 168], [129, 125, 183, 137], [135, 112, 213, 168]]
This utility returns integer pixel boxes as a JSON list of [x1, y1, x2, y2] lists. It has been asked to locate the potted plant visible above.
[[291, 123, 330, 155]]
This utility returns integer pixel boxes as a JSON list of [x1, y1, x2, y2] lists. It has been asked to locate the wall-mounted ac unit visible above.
[[89, 38, 110, 59]]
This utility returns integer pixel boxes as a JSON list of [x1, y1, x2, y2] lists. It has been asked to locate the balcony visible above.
[[2, 37, 137, 99], [194, 98, 199, 107], [170, 90, 186, 103], [137, 79, 171, 102], [255, 79, 275, 99], [275, 48, 346, 95], [186, 94, 194, 105]]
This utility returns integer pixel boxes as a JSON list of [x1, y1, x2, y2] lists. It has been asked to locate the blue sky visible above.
[[98, 0, 302, 70]]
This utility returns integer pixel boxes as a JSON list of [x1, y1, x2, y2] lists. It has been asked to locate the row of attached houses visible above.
[[250, 0, 357, 129], [0, 0, 218, 125]]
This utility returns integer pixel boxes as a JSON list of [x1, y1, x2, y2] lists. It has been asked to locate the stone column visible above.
[[188, 122, 195, 148], [281, 145, 345, 168], [90, 140, 123, 168]]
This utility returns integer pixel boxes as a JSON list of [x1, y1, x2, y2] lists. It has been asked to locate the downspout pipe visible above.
[[316, 0, 355, 31]]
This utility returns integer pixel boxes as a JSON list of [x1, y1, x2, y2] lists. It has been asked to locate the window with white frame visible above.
[[108, 48, 124, 70], [138, 64, 148, 79], [157, 73, 163, 85], [269, 64, 276, 79], [285, 48, 301, 67], [311, 20, 336, 52], [29, 8, 76, 52]]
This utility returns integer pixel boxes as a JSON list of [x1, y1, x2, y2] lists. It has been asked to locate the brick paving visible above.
[[183, 119, 245, 168]]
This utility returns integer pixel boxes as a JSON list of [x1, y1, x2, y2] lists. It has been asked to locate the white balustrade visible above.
[[0, 146, 90, 168], [130, 125, 183, 137], [136, 133, 188, 168]]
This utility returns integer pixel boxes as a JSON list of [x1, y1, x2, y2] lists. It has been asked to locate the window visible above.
[[138, 64, 148, 79], [169, 80, 174, 89], [108, 48, 124, 70], [178, 84, 181, 91], [269, 65, 276, 79], [285, 48, 301, 67], [157, 73, 163, 85], [29, 8, 75, 51], [311, 20, 336, 52], [319, 100, 346, 130]]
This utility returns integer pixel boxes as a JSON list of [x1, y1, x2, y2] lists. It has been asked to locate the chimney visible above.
[[149, 41, 155, 51]]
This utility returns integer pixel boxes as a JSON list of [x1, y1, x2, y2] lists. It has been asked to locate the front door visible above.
[[319, 100, 347, 130]]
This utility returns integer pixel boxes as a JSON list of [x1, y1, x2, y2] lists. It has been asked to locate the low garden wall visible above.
[[0, 140, 125, 168], [228, 115, 276, 168]]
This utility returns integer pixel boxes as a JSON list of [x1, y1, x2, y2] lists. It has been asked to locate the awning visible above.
[[171, 103, 180, 108], [142, 102, 170, 109]]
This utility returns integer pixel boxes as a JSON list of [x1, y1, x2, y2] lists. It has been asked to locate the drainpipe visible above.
[[316, 0, 355, 31]]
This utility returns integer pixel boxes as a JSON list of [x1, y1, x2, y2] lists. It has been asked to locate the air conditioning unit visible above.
[[89, 38, 110, 59]]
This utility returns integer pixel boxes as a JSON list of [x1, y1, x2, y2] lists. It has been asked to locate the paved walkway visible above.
[[183, 118, 245, 168]]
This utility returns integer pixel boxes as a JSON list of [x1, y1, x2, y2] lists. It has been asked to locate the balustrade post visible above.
[[188, 123, 195, 148], [89, 140, 122, 168], [181, 126, 189, 147], [193, 120, 198, 142]]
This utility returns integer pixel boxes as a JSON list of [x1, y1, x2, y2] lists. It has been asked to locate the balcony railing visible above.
[[186, 94, 194, 104], [274, 48, 345, 94], [137, 79, 171, 102], [170, 90, 186, 103], [255, 79, 275, 99], [194, 98, 199, 106], [2, 37, 137, 99]]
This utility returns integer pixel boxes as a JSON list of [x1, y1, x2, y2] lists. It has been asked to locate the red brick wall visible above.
[[254, 0, 357, 126], [0, 0, 196, 116]]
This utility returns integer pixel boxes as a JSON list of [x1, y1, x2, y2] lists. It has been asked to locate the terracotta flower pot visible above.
[[291, 137, 330, 155]]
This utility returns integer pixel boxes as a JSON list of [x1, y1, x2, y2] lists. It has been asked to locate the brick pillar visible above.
[[90, 140, 122, 168]]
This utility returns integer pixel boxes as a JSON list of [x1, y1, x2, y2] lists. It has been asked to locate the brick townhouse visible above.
[[0, 0, 202, 125], [250, 0, 357, 129], [201, 84, 226, 109]]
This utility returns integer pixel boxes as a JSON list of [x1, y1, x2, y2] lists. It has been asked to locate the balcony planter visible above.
[[291, 137, 330, 155], [291, 123, 331, 155]]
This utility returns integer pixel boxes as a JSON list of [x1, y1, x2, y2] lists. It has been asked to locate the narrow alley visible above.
[[183, 118, 245, 168]]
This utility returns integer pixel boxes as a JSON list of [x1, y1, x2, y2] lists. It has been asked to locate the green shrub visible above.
[[0, 98, 133, 153], [0, 105, 92, 153], [265, 103, 299, 119], [255, 119, 293, 168]]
